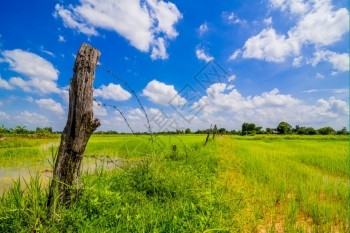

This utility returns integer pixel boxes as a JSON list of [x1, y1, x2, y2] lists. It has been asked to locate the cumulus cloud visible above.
[[195, 47, 214, 62], [142, 79, 186, 106], [0, 49, 60, 93], [269, 0, 309, 15], [0, 77, 13, 90], [288, 2, 349, 46], [14, 111, 52, 127], [36, 98, 65, 115], [127, 108, 144, 121], [190, 83, 348, 129], [53, 4, 98, 36], [309, 50, 349, 72], [234, 0, 349, 70], [242, 28, 299, 62], [67, 83, 349, 132], [94, 83, 132, 101], [54, 0, 182, 60]]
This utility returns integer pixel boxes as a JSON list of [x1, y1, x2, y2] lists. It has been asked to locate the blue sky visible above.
[[0, 0, 348, 132]]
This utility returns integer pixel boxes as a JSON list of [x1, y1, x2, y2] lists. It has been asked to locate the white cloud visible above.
[[288, 2, 349, 46], [14, 111, 52, 128], [0, 49, 60, 93], [54, 0, 182, 60], [269, 0, 309, 15], [0, 111, 10, 120], [60, 88, 69, 104], [229, 49, 242, 60], [190, 83, 348, 129], [198, 23, 209, 35], [236, 0, 349, 68], [142, 79, 186, 106], [127, 108, 144, 120], [36, 98, 65, 115], [315, 73, 324, 79], [292, 56, 303, 67], [151, 37, 168, 60], [304, 88, 348, 94], [309, 50, 349, 72], [25, 96, 34, 102], [94, 83, 132, 101], [264, 17, 273, 25], [242, 28, 298, 62], [0, 77, 13, 90], [222, 12, 246, 24], [93, 101, 107, 116], [53, 4, 98, 36], [228, 75, 236, 82], [325, 52, 349, 72], [315, 96, 349, 117], [195, 47, 214, 62], [146, 0, 181, 38], [40, 46, 55, 57], [58, 35, 66, 42]]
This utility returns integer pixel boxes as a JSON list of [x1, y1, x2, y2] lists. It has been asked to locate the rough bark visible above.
[[48, 43, 100, 208]]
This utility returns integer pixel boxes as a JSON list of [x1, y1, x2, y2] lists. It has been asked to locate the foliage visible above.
[[0, 125, 8, 137], [318, 126, 335, 135], [184, 128, 191, 134], [277, 121, 292, 134], [241, 122, 263, 135]]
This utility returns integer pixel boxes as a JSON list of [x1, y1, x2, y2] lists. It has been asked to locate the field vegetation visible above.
[[0, 133, 348, 232]]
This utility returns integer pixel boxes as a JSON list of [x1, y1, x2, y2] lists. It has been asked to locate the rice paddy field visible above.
[[0, 134, 348, 232]]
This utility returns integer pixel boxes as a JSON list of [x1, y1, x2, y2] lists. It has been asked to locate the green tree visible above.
[[305, 127, 316, 135], [276, 122, 292, 134], [242, 122, 256, 135], [296, 126, 306, 135], [336, 127, 348, 135], [185, 128, 191, 134], [265, 128, 273, 134], [318, 126, 335, 135], [218, 128, 227, 134], [11, 125, 28, 135], [0, 125, 7, 137]]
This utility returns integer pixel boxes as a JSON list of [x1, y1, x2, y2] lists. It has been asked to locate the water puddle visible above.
[[0, 153, 125, 194]]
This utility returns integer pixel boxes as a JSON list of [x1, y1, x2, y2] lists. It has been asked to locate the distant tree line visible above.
[[0, 125, 56, 137], [239, 122, 348, 135], [0, 122, 348, 137]]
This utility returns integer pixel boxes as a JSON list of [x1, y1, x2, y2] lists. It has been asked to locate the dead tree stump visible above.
[[48, 43, 101, 208]]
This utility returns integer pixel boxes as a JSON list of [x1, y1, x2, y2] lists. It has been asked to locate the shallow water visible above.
[[0, 153, 124, 194]]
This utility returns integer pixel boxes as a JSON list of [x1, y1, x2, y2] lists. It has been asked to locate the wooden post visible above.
[[48, 43, 101, 208], [212, 124, 217, 140]]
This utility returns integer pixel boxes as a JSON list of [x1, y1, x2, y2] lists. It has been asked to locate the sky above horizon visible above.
[[0, 0, 349, 132]]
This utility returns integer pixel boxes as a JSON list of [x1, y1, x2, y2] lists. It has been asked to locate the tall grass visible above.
[[220, 136, 348, 232], [0, 135, 348, 232]]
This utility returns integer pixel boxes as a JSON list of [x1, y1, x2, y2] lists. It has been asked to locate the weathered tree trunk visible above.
[[47, 43, 101, 208]]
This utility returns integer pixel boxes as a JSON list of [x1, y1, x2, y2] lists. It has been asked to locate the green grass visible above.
[[0, 134, 348, 232]]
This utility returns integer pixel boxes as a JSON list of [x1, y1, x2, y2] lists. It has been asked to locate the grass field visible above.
[[0, 134, 348, 232]]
